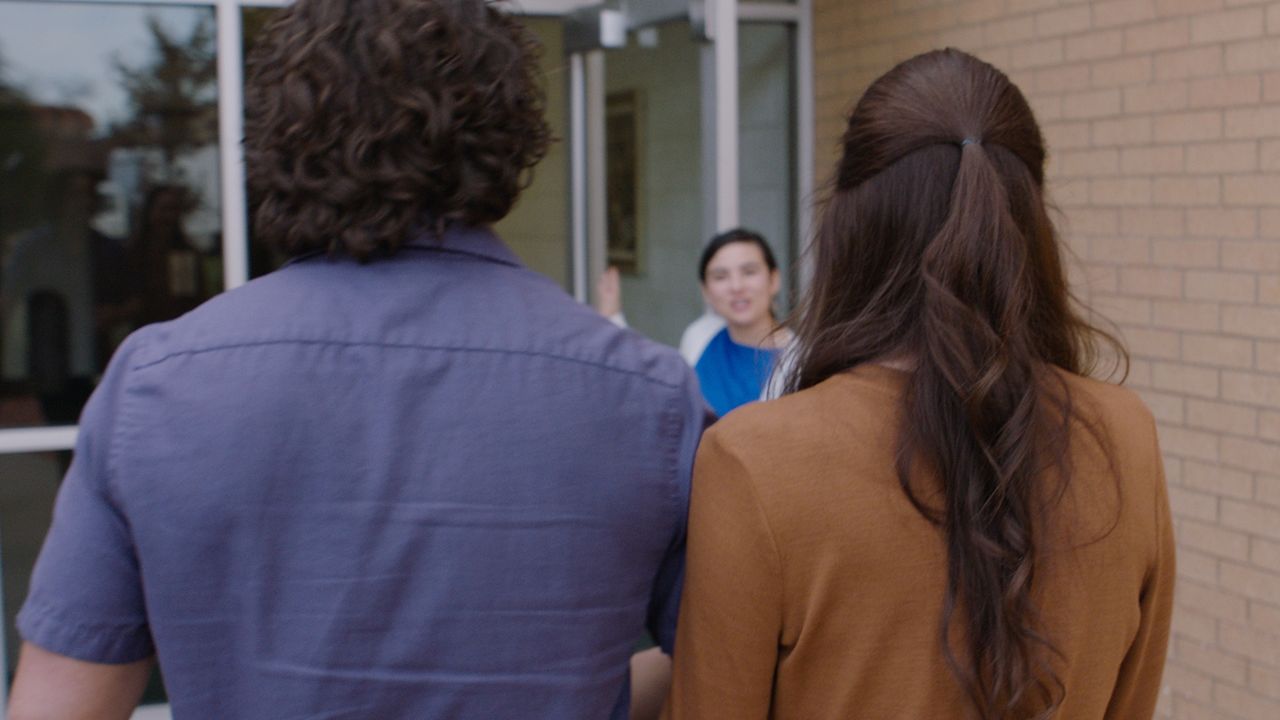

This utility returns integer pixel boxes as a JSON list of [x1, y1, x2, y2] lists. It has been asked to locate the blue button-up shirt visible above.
[[19, 226, 709, 719]]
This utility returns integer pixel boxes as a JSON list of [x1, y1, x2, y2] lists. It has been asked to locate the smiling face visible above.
[[700, 241, 781, 332]]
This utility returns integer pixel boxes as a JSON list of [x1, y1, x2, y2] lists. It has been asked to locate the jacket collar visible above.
[[400, 223, 523, 268]]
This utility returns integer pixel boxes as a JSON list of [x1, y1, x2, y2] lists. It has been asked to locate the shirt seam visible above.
[[128, 339, 685, 390]]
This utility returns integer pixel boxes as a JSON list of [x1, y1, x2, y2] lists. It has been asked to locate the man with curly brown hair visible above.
[[8, 2, 708, 718]]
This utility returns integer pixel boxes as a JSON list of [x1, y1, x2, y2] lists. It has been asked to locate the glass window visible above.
[[0, 1, 223, 428]]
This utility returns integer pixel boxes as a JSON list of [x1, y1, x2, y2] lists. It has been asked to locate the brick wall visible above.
[[812, 1, 1280, 717]]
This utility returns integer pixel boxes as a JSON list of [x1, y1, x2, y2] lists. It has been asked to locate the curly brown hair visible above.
[[244, 0, 551, 259]]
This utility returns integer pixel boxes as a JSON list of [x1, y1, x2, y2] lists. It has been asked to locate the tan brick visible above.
[[1161, 424, 1223, 459], [1178, 579, 1249, 621], [1259, 473, 1280, 507], [1124, 267, 1184, 296], [1261, 341, 1280, 372], [1096, 0, 1158, 27], [1221, 437, 1280, 475], [1124, 17, 1191, 52], [1179, 547, 1221, 584], [1185, 141, 1260, 173], [1263, 139, 1280, 171], [955, 0, 1009, 22], [1036, 5, 1093, 36], [1154, 111, 1224, 142], [1095, 293, 1154, 323], [1096, 118, 1157, 148], [1119, 210, 1182, 240], [1261, 410, 1280, 442], [1266, 71, 1280, 102], [1081, 262, 1120, 293], [1036, 63, 1092, 93], [1174, 603, 1221, 644], [1092, 235, 1152, 263], [1185, 459, 1254, 499], [1213, 681, 1280, 720], [1263, 210, 1280, 239], [1131, 357, 1155, 386], [1154, 300, 1222, 332], [1187, 398, 1258, 434], [1155, 360, 1222, 395], [1186, 208, 1259, 239], [1174, 637, 1249, 683], [1224, 106, 1280, 138], [1067, 30, 1124, 61], [1010, 39, 1066, 70], [1189, 75, 1264, 109], [1155, 238, 1220, 268], [1121, 145, 1184, 173], [1179, 518, 1251, 559], [1155, 0, 1228, 16], [1189, 7, 1266, 44], [1262, 275, 1280, 305], [1043, 121, 1093, 151], [1139, 387, 1187, 421], [1092, 56, 1155, 88], [1064, 88, 1123, 119], [1066, 207, 1121, 235], [1253, 536, 1280, 572], [1249, 664, 1280, 702], [1251, 599, 1280, 635], [1092, 177, 1153, 204], [1057, 148, 1121, 177], [1223, 370, 1280, 406], [1224, 175, 1280, 206], [1163, 663, 1216, 703], [1223, 241, 1280, 271], [1226, 37, 1280, 73], [1269, 1, 1280, 33], [1156, 45, 1225, 81], [1218, 620, 1280, 666], [1051, 177, 1091, 207], [1125, 81, 1191, 113], [1126, 326, 1183, 359], [1223, 496, 1280, 538], [1154, 176, 1221, 206], [983, 15, 1037, 46], [1183, 332, 1255, 367], [1223, 306, 1280, 338]]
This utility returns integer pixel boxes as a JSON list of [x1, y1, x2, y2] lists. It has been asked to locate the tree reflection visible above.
[[112, 15, 217, 178]]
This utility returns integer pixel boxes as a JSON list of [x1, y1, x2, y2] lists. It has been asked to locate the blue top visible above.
[[19, 226, 709, 720], [694, 327, 779, 417]]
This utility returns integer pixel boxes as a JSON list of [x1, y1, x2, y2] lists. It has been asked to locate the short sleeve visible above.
[[16, 334, 154, 664], [646, 368, 715, 653]]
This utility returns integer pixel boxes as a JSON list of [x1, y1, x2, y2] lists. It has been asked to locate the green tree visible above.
[[0, 46, 49, 241]]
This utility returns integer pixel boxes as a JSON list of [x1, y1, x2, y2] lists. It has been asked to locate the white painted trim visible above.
[[217, 0, 250, 291], [0, 427, 78, 455], [570, 53, 588, 303], [712, 0, 739, 232]]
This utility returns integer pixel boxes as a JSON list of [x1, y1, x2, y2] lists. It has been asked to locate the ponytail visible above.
[[904, 139, 1064, 718]]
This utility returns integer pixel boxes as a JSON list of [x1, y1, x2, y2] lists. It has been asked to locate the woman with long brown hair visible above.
[[665, 49, 1174, 719]]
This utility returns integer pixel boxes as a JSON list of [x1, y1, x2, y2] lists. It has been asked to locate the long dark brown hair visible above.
[[787, 49, 1126, 718], [244, 0, 550, 259]]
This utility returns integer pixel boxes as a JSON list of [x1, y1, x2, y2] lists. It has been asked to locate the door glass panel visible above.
[[739, 22, 797, 312], [0, 1, 223, 428], [605, 21, 706, 347]]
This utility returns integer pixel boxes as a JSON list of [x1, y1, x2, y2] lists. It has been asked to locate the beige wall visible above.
[[814, 1, 1280, 718]]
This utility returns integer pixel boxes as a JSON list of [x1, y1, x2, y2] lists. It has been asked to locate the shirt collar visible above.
[[401, 223, 523, 268]]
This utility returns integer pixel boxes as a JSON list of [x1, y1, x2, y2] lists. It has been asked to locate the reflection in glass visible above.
[[1, 451, 65, 682], [0, 1, 223, 428]]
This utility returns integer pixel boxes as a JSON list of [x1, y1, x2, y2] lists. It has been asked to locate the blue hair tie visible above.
[[961, 137, 980, 147]]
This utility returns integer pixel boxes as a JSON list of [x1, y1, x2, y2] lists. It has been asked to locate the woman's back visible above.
[[666, 363, 1173, 719]]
